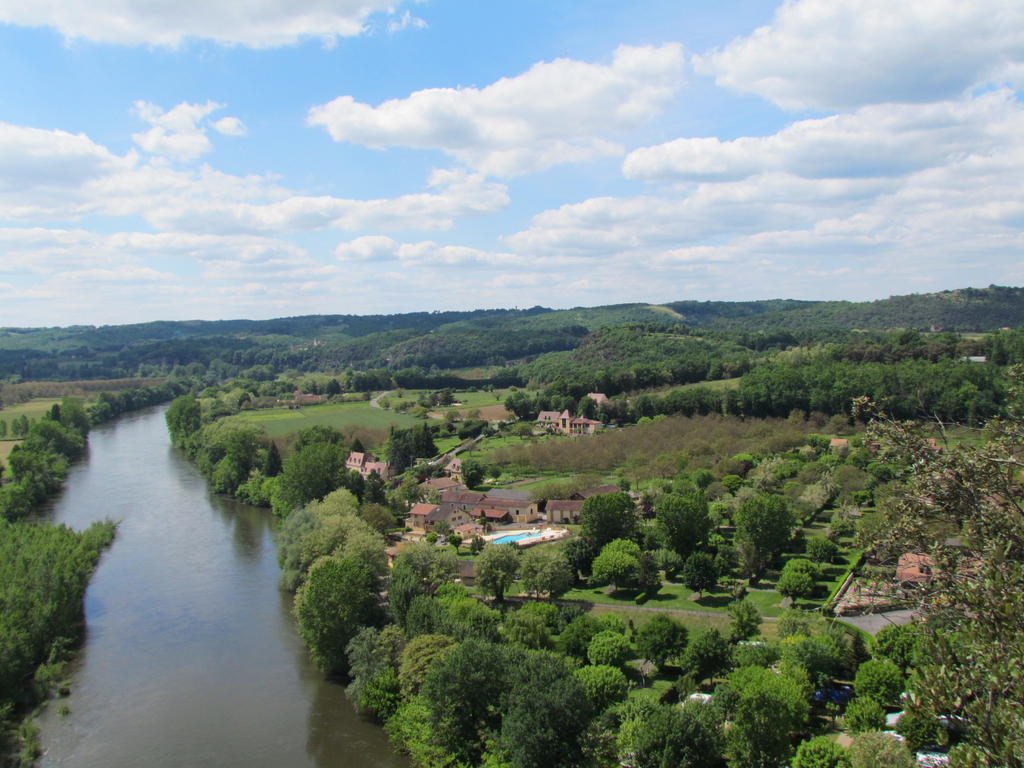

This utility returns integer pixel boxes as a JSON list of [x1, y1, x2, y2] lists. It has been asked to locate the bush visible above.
[[844, 697, 886, 733], [806, 537, 838, 564], [791, 735, 851, 768], [853, 659, 903, 706]]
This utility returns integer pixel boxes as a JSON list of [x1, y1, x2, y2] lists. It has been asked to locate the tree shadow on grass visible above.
[[693, 594, 733, 609]]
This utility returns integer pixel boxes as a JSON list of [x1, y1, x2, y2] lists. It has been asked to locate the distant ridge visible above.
[[0, 285, 1021, 380]]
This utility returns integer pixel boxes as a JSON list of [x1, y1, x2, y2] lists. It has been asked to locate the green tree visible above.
[[476, 543, 520, 603], [655, 492, 712, 558], [460, 458, 485, 489], [637, 551, 661, 595], [843, 697, 886, 734], [853, 659, 903, 706], [734, 494, 794, 578], [580, 491, 637, 547], [294, 556, 380, 674], [847, 732, 914, 768], [727, 597, 761, 642], [895, 706, 941, 751], [165, 395, 201, 448], [587, 630, 632, 669], [345, 625, 403, 718], [499, 650, 592, 768], [590, 538, 640, 591], [398, 633, 457, 697], [503, 610, 553, 650], [777, 558, 819, 601], [791, 736, 851, 768], [635, 614, 687, 667], [682, 551, 719, 597], [872, 624, 920, 674], [272, 441, 347, 517], [630, 701, 724, 768], [723, 665, 809, 768], [680, 628, 731, 685], [573, 664, 628, 712], [558, 614, 602, 659], [518, 546, 573, 599], [421, 639, 509, 765], [806, 536, 838, 565], [779, 633, 842, 689]]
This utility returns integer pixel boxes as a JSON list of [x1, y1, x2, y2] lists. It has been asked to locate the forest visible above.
[[1, 285, 1023, 381]]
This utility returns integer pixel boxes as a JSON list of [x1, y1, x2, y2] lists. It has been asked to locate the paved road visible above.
[[837, 609, 917, 635]]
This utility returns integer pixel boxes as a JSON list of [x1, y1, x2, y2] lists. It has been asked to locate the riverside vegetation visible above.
[[0, 380, 189, 764]]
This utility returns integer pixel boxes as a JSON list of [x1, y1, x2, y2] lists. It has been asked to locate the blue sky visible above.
[[1, 0, 1022, 326]]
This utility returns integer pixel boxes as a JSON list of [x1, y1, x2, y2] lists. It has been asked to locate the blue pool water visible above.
[[491, 532, 543, 545]]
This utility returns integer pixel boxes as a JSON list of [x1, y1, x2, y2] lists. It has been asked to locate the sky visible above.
[[1, 0, 1023, 327]]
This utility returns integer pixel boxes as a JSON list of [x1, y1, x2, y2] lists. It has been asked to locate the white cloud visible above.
[[212, 116, 247, 136], [308, 43, 685, 176], [503, 88, 1024, 300], [387, 11, 427, 34], [132, 101, 244, 161], [0, 0, 421, 48], [334, 235, 517, 266], [0, 120, 506, 232], [624, 90, 1023, 182], [149, 168, 509, 234], [697, 0, 1024, 110]]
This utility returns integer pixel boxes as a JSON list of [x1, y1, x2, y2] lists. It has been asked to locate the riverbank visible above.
[[32, 407, 405, 768]]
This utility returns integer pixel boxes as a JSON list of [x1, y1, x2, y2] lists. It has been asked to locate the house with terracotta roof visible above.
[[421, 476, 464, 493], [440, 488, 487, 517], [346, 451, 391, 481], [587, 393, 609, 406], [480, 495, 539, 524], [474, 506, 512, 525], [546, 499, 583, 525], [571, 484, 621, 501], [897, 553, 935, 586], [558, 409, 603, 436], [537, 410, 561, 426], [830, 438, 850, 453], [405, 501, 474, 532], [443, 456, 463, 481]]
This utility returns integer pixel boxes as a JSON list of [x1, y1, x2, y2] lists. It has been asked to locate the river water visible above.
[[36, 407, 406, 768]]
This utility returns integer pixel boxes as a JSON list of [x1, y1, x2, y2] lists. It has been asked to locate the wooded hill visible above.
[[1, 285, 1022, 381]]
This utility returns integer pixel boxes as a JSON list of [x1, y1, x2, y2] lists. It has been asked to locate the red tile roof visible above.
[[408, 503, 442, 517]]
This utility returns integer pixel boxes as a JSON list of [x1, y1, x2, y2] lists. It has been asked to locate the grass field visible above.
[[237, 401, 421, 438], [0, 398, 61, 419], [0, 440, 21, 462]]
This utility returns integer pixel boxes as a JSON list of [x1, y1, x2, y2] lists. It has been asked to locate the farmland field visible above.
[[237, 401, 421, 438], [0, 398, 61, 419]]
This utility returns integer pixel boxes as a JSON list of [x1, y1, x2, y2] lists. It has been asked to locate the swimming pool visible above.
[[490, 531, 544, 545]]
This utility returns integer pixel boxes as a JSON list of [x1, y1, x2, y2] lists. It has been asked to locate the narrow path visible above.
[[369, 390, 392, 408]]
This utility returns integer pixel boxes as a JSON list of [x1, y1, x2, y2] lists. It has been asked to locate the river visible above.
[[36, 406, 407, 768]]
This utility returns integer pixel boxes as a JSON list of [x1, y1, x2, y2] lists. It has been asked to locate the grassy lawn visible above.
[[0, 398, 61, 420], [432, 435, 464, 455], [560, 580, 791, 618], [236, 401, 421, 437], [0, 440, 21, 462]]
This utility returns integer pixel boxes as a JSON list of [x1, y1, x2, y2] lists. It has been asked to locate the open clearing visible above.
[[237, 401, 421, 437]]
